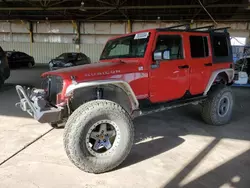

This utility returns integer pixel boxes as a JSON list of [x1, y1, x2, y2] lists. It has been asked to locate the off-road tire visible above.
[[63, 100, 134, 174], [201, 85, 234, 126]]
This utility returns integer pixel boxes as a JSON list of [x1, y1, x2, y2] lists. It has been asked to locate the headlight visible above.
[[49, 61, 54, 67], [64, 62, 73, 67]]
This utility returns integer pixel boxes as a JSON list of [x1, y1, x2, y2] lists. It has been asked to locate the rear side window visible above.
[[190, 36, 209, 58], [213, 36, 228, 57], [20, 53, 27, 57]]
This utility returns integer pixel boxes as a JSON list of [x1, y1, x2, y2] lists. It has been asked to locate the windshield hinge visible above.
[[70, 75, 78, 85]]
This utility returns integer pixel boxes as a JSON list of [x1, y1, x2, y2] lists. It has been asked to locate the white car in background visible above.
[[234, 56, 250, 84]]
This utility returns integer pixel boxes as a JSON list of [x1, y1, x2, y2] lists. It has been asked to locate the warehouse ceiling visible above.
[[0, 0, 249, 22]]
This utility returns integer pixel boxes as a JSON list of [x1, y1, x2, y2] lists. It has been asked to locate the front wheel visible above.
[[63, 100, 134, 174], [0, 76, 4, 90], [201, 85, 234, 126]]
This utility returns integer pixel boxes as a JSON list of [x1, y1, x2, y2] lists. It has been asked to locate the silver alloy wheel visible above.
[[86, 120, 120, 157], [218, 96, 230, 117]]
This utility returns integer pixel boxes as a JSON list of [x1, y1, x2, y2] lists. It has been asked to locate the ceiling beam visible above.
[[0, 4, 246, 11]]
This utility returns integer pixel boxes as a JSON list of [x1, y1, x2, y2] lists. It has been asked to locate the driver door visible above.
[[149, 32, 190, 103]]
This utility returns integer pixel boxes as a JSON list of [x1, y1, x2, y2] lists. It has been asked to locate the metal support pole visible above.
[[20, 20, 33, 55], [127, 19, 132, 33], [72, 20, 81, 52]]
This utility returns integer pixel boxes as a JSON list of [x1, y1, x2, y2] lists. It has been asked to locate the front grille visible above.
[[41, 75, 63, 104]]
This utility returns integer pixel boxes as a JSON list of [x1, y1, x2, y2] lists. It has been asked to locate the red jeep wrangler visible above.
[[16, 24, 235, 174]]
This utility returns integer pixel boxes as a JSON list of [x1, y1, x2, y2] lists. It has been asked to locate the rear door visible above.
[[149, 32, 190, 103], [17, 52, 26, 64], [13, 52, 21, 65], [21, 53, 29, 64], [187, 33, 212, 95]]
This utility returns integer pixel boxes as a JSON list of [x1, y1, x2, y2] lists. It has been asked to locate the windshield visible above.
[[100, 32, 150, 60], [57, 53, 77, 60], [5, 51, 13, 57]]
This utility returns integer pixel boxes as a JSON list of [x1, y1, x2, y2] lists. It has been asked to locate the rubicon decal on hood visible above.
[[85, 70, 121, 77]]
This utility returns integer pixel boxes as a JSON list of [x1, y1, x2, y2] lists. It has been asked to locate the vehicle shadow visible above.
[[117, 87, 250, 171], [120, 136, 185, 169], [117, 114, 187, 170]]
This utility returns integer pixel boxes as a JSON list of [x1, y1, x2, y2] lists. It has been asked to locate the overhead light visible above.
[[79, 1, 86, 11]]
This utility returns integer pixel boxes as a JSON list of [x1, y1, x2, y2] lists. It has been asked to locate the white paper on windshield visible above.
[[134, 32, 149, 40]]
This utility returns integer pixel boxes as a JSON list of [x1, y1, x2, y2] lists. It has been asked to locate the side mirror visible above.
[[153, 49, 171, 61]]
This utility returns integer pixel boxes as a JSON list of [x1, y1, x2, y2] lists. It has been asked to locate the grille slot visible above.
[[41, 76, 63, 104]]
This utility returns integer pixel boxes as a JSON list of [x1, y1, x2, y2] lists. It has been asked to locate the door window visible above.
[[77, 54, 83, 61], [190, 36, 209, 58], [155, 35, 183, 60], [14, 53, 20, 58]]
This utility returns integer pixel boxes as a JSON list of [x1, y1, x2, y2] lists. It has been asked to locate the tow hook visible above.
[[15, 102, 21, 108]]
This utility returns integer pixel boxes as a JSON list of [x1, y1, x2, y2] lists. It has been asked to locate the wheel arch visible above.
[[204, 68, 234, 96], [65, 80, 139, 114]]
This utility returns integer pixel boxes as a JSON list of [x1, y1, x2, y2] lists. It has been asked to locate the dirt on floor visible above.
[[0, 65, 250, 188]]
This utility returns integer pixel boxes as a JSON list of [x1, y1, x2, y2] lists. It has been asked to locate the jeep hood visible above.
[[42, 60, 143, 81]]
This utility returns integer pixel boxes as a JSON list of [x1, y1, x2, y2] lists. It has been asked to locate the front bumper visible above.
[[15, 85, 63, 123]]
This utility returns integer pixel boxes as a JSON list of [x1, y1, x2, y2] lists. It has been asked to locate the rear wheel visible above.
[[63, 100, 134, 174], [27, 62, 33, 68], [201, 85, 234, 126]]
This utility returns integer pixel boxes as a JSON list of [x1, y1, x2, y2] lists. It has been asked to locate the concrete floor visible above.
[[0, 65, 250, 188]]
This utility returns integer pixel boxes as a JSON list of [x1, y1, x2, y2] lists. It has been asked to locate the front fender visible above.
[[65, 80, 139, 111]]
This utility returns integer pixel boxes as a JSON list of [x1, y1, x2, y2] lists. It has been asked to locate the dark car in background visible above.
[[48, 52, 91, 71], [0, 46, 10, 88], [6, 51, 35, 68]]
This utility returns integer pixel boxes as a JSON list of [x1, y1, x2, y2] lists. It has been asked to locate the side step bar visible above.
[[132, 96, 207, 118]]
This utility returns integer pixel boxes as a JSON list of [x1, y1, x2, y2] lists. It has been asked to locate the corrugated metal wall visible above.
[[0, 42, 104, 63], [0, 21, 249, 64]]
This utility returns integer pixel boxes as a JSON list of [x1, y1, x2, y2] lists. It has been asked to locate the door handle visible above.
[[178, 65, 189, 69], [204, 63, 212, 67]]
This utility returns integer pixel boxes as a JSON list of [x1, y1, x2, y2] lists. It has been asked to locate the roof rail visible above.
[[156, 23, 191, 31], [211, 27, 230, 32], [155, 24, 230, 33], [190, 25, 215, 31]]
